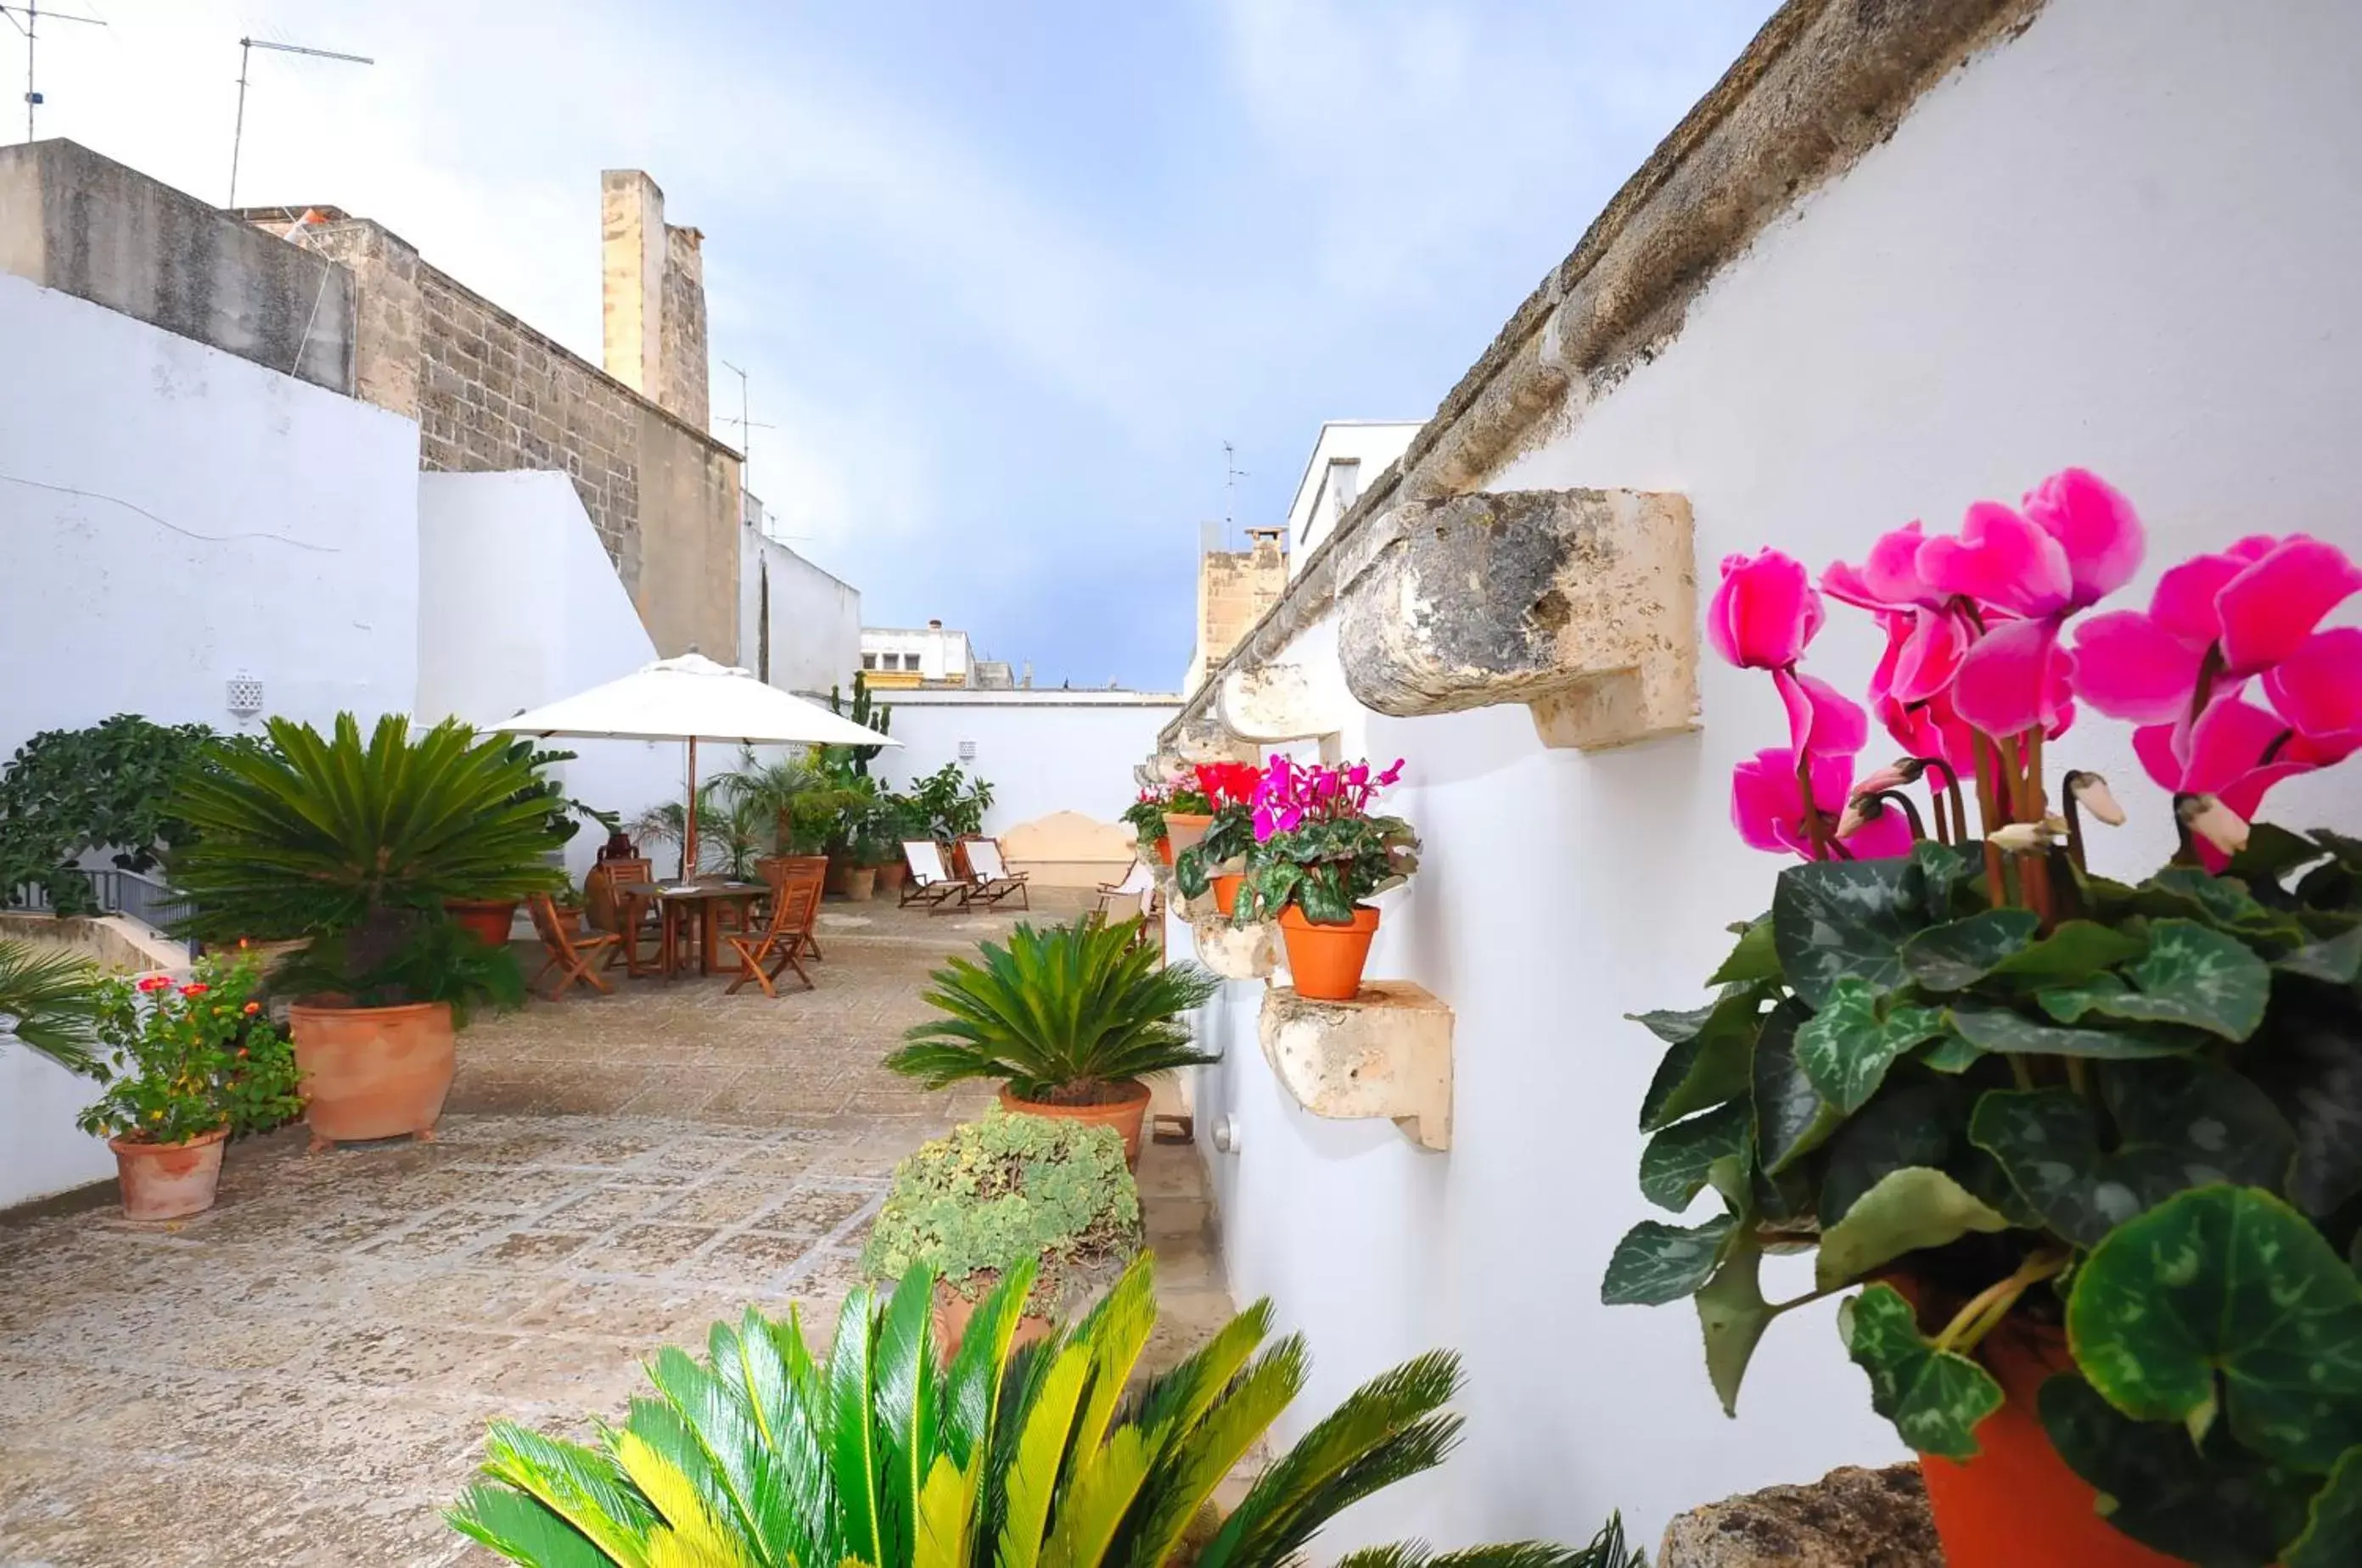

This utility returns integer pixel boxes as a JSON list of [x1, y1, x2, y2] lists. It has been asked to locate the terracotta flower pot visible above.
[[1278, 905, 1380, 1000], [875, 860, 909, 893], [844, 865, 878, 901], [287, 1000, 456, 1151], [1162, 812, 1214, 859], [1210, 872, 1245, 916], [932, 1280, 1054, 1363], [444, 899, 519, 947], [1154, 837, 1175, 867], [825, 855, 853, 895], [998, 1081, 1153, 1165], [109, 1127, 228, 1220], [1917, 1313, 2183, 1568]]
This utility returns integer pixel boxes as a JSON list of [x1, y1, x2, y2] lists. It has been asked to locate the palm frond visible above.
[[0, 938, 102, 1074]]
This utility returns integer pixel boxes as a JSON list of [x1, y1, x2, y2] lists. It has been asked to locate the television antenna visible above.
[[227, 35, 373, 207], [716, 359, 776, 497], [1222, 440, 1249, 540], [3, 3, 109, 144]]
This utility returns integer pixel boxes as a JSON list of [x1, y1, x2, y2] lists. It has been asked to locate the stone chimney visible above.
[[601, 170, 710, 431], [1185, 527, 1290, 693]]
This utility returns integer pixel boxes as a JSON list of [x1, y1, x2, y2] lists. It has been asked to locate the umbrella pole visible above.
[[684, 736, 699, 880]]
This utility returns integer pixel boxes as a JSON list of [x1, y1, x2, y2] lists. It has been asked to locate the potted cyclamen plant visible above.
[[1121, 783, 1176, 866], [1232, 756, 1418, 1000], [1602, 468, 2362, 1568], [1158, 771, 1220, 861], [77, 953, 303, 1219], [1172, 760, 1264, 916]]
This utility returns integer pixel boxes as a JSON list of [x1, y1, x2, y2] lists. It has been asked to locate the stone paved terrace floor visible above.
[[0, 892, 1227, 1567]]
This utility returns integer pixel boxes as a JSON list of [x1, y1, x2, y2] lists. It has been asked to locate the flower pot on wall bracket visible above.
[[1210, 872, 1246, 916], [1257, 979, 1451, 1151], [109, 1127, 228, 1219], [1276, 905, 1380, 1000], [1162, 813, 1214, 860], [1191, 917, 1276, 982], [1154, 837, 1175, 867], [287, 1000, 456, 1153]]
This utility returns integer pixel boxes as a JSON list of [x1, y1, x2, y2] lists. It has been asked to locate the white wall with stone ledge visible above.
[[1183, 0, 2362, 1554]]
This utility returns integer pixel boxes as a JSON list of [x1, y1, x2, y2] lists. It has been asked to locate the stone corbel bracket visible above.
[[1187, 916, 1277, 981], [1217, 654, 1355, 744], [1335, 488, 1697, 751], [1259, 981, 1453, 1151]]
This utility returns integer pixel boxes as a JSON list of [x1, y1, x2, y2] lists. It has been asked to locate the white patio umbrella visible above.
[[491, 653, 898, 876]]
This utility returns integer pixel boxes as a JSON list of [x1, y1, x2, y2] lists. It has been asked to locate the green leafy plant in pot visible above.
[[450, 1248, 1643, 1568], [76, 954, 300, 1219], [886, 915, 1219, 1162], [170, 714, 567, 1152], [1602, 470, 2362, 1568], [446, 740, 618, 944], [1172, 761, 1262, 916], [1231, 756, 1418, 1001], [862, 1108, 1142, 1351]]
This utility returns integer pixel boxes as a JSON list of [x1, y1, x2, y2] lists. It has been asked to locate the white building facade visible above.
[[860, 620, 972, 686], [1166, 0, 2362, 1552], [1284, 420, 1420, 563]]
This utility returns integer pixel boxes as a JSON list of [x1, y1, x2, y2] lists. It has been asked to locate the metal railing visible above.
[[3, 867, 193, 932]]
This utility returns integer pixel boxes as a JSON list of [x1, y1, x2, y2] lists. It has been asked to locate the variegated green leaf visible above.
[[1947, 1004, 2188, 1060], [1638, 1101, 1752, 1212], [1601, 1215, 1734, 1307], [1814, 1168, 2009, 1291], [1841, 1283, 2002, 1461], [1899, 909, 2039, 992], [2070, 919, 2272, 1041], [1772, 859, 1929, 1007], [1793, 978, 1947, 1114]]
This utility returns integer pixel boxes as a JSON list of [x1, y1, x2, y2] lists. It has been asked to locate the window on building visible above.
[[861, 653, 877, 670]]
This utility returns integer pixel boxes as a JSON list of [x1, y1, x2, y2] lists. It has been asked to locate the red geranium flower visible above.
[[180, 983, 210, 997]]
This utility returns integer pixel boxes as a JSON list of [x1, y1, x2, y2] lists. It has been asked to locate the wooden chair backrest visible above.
[[962, 836, 1012, 882], [903, 840, 951, 886], [760, 876, 822, 940], [526, 893, 576, 953], [585, 858, 652, 932]]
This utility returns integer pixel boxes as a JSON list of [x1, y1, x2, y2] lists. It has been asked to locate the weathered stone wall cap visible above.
[[1657, 1463, 1938, 1567]]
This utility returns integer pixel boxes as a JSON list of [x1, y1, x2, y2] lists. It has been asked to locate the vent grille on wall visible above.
[[226, 677, 265, 718], [958, 740, 977, 761]]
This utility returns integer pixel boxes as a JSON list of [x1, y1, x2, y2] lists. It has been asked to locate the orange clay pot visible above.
[[1278, 905, 1380, 1000], [443, 899, 519, 947], [1154, 837, 1175, 867], [109, 1126, 227, 1220], [1210, 873, 1245, 916], [1912, 1298, 2185, 1567], [1162, 813, 1214, 859], [998, 1080, 1153, 1165], [287, 1000, 456, 1151], [932, 1280, 1054, 1364]]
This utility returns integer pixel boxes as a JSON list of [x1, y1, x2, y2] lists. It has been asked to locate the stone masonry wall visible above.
[[659, 226, 710, 433]]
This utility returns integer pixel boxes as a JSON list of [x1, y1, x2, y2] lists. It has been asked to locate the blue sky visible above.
[[25, 0, 1777, 689]]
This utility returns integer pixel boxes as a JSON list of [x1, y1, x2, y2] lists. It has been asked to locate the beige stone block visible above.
[[1187, 917, 1276, 981], [1258, 980, 1452, 1151]]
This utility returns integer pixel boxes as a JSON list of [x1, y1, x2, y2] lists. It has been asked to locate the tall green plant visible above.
[[909, 761, 995, 840], [826, 672, 894, 776], [0, 714, 217, 915], [450, 1253, 1637, 1568], [0, 938, 103, 1075], [887, 917, 1220, 1104], [168, 714, 566, 1011]]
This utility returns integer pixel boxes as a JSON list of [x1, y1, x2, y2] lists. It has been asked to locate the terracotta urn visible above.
[[109, 1127, 228, 1220], [286, 1000, 456, 1152], [1277, 905, 1381, 1000]]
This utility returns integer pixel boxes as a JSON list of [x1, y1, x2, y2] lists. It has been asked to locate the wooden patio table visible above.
[[614, 880, 766, 979]]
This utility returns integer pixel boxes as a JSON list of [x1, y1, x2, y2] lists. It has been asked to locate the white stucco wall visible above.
[[740, 529, 861, 699], [869, 692, 1182, 837], [0, 272, 421, 764], [416, 472, 686, 882], [1285, 421, 1420, 560], [1187, 0, 2362, 1552], [0, 1048, 116, 1209]]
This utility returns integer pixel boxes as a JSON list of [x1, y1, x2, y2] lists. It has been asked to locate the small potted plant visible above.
[[1602, 471, 2362, 1568], [861, 1109, 1142, 1354], [170, 714, 565, 1154], [76, 953, 302, 1219], [1172, 762, 1263, 916], [1231, 756, 1418, 1000], [446, 741, 617, 945], [885, 916, 1220, 1160], [873, 793, 925, 894], [720, 752, 844, 890], [1158, 770, 1220, 860], [1121, 783, 1175, 865]]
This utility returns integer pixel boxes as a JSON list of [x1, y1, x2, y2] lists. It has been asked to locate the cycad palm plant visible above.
[[452, 1255, 1640, 1568], [887, 918, 1220, 1104], [0, 938, 103, 1075], [169, 714, 567, 1006]]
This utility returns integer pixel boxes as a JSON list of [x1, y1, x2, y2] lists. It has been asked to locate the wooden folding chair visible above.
[[586, 857, 659, 972], [957, 835, 1031, 910], [527, 893, 623, 999], [757, 854, 830, 960], [726, 876, 820, 997], [1096, 860, 1163, 953], [899, 840, 970, 914]]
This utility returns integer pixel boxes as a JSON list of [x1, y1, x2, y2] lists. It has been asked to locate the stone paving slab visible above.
[[0, 893, 1227, 1567]]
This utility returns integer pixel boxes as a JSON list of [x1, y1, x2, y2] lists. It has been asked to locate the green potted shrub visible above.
[[907, 759, 993, 842], [169, 714, 566, 1153], [447, 741, 617, 943], [862, 1109, 1141, 1352], [873, 792, 927, 894], [718, 751, 843, 889], [0, 714, 216, 917], [76, 953, 301, 1219], [450, 1251, 1644, 1568], [886, 916, 1220, 1161], [1122, 782, 1175, 866], [1602, 473, 2362, 1568]]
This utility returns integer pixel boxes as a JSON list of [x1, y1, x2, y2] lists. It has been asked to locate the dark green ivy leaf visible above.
[[1793, 978, 1948, 1114], [1819, 1078, 1967, 1227], [1708, 915, 1780, 986], [1814, 1167, 2009, 1291], [1841, 1282, 2003, 1461], [2070, 1186, 2362, 1472], [2278, 927, 2362, 986], [1899, 908, 2040, 991], [1772, 857, 1932, 1007], [1636, 986, 1764, 1132], [2039, 1372, 2313, 1568], [2067, 918, 2272, 1041], [1601, 1214, 1734, 1307], [2288, 1446, 2362, 1568], [1948, 1004, 2190, 1060], [1968, 1061, 2297, 1247], [1639, 1100, 1753, 1212], [2245, 993, 2362, 1217], [1753, 1001, 1840, 1174], [1987, 919, 2148, 988], [1697, 1234, 1773, 1417]]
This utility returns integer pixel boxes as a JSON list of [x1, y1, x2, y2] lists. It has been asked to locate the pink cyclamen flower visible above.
[[1731, 748, 1913, 862], [1916, 468, 2145, 736], [1708, 549, 1823, 669], [1824, 522, 1974, 708]]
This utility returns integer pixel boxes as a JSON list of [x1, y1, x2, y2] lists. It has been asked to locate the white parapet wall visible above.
[[1178, 0, 2362, 1553], [0, 272, 422, 763]]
